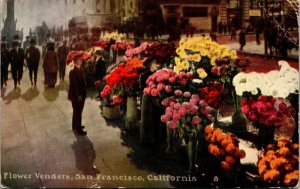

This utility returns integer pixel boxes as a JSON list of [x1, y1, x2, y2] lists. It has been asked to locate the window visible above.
[[183, 7, 208, 17], [228, 0, 240, 9], [250, 0, 262, 9]]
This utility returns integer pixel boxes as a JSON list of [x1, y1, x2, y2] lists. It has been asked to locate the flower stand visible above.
[[256, 123, 275, 149], [125, 96, 138, 130], [140, 95, 154, 144], [186, 135, 198, 173], [231, 90, 247, 133]]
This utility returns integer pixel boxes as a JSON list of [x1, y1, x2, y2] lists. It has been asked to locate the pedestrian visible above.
[[57, 40, 69, 81], [1, 41, 10, 89], [43, 42, 59, 88], [10, 40, 25, 89], [25, 39, 40, 86], [218, 21, 223, 34], [239, 29, 246, 51], [94, 50, 106, 100], [68, 53, 87, 135], [255, 28, 261, 45], [230, 27, 236, 40], [23, 36, 31, 50], [210, 31, 217, 42]]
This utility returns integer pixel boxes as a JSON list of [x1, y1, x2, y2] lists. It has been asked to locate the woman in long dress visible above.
[[43, 42, 59, 87]]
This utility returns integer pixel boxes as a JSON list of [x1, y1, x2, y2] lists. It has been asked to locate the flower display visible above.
[[233, 61, 299, 98], [100, 57, 145, 104], [241, 96, 296, 127], [94, 40, 110, 50], [143, 69, 193, 100], [257, 137, 299, 187], [198, 82, 225, 109], [125, 42, 150, 57], [160, 94, 214, 137], [204, 125, 246, 170], [111, 40, 135, 52], [103, 32, 126, 42]]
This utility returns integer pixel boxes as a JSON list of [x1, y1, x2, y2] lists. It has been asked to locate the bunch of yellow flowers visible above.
[[103, 32, 126, 42], [174, 36, 238, 74]]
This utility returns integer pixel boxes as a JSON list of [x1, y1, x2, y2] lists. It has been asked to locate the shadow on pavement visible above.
[[21, 87, 39, 101], [42, 87, 59, 102], [71, 132, 100, 176], [57, 80, 69, 91], [2, 88, 21, 104]]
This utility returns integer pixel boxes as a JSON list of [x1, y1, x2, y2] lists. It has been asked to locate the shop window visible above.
[[227, 0, 240, 9], [183, 7, 208, 17]]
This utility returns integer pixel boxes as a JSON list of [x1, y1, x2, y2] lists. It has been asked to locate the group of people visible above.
[[0, 38, 69, 90]]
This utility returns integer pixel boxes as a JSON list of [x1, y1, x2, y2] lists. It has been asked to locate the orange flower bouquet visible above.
[[204, 124, 246, 170], [257, 137, 299, 187]]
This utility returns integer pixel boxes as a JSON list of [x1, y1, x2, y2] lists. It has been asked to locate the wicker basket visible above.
[[103, 105, 120, 119]]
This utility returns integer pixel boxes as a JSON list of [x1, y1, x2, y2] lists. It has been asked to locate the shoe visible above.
[[81, 125, 85, 129], [76, 129, 87, 135]]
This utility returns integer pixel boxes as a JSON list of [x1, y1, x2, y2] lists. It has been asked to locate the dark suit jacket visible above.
[[68, 66, 86, 102], [10, 48, 25, 71], [25, 46, 40, 68], [95, 57, 106, 81]]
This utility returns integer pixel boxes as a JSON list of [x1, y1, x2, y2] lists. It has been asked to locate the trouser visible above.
[[12, 67, 23, 86], [59, 63, 66, 80], [72, 100, 85, 130], [1, 63, 8, 87], [29, 66, 38, 84]]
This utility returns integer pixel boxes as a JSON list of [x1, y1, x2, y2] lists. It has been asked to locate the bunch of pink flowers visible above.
[[143, 69, 193, 97], [160, 94, 215, 130], [125, 42, 150, 57]]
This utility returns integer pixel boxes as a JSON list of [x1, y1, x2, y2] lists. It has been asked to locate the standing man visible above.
[[10, 40, 25, 89], [23, 36, 31, 50], [239, 29, 246, 51], [1, 41, 10, 89], [25, 39, 40, 86], [57, 40, 69, 81], [68, 53, 87, 135]]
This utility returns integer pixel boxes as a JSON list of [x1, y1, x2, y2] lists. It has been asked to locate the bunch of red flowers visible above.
[[205, 125, 246, 170], [198, 82, 225, 109], [241, 96, 296, 127], [94, 40, 110, 50], [100, 85, 111, 98], [143, 41, 176, 59], [111, 41, 135, 52]]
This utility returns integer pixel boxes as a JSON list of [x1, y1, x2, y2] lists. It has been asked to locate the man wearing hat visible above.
[[10, 40, 25, 89], [1, 41, 10, 88], [68, 53, 87, 135], [25, 39, 41, 86], [57, 40, 69, 81]]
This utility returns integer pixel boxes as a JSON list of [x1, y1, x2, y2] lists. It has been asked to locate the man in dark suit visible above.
[[68, 53, 87, 135], [10, 40, 25, 89], [1, 41, 10, 89], [25, 39, 40, 86]]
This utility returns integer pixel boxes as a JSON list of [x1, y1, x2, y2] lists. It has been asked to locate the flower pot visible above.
[[231, 90, 247, 133], [125, 96, 138, 130], [103, 105, 120, 120]]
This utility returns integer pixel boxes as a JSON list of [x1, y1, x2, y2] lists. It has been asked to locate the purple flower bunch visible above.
[[160, 94, 215, 130], [143, 69, 193, 97]]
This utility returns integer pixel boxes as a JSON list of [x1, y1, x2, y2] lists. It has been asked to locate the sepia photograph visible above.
[[0, 0, 299, 188]]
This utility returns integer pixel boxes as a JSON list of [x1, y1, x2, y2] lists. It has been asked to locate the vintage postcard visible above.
[[1, 0, 299, 188]]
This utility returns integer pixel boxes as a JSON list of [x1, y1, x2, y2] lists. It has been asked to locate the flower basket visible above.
[[103, 105, 120, 120]]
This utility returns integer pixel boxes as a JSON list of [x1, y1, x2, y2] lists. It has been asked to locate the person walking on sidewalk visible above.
[[25, 39, 40, 86], [68, 53, 87, 135], [1, 41, 10, 89], [57, 40, 69, 81], [239, 29, 246, 51], [43, 42, 59, 88], [10, 40, 25, 89]]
